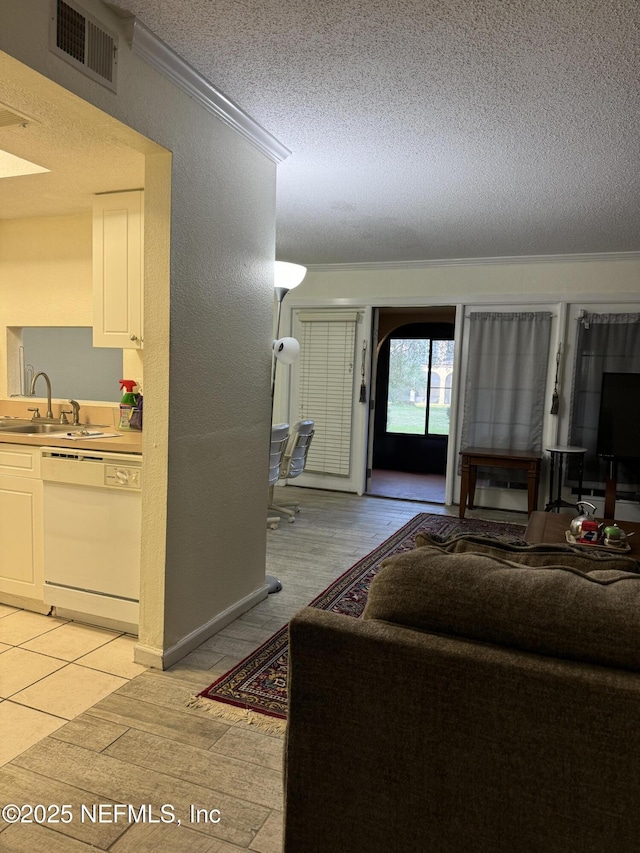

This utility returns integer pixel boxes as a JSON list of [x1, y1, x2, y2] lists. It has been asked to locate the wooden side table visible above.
[[459, 447, 542, 519]]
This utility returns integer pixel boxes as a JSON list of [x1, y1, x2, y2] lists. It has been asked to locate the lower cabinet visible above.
[[0, 444, 44, 607]]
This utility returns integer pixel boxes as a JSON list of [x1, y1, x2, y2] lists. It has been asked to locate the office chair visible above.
[[267, 423, 290, 530], [269, 419, 315, 522]]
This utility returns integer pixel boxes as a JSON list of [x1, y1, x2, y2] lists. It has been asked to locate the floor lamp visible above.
[[266, 261, 307, 594]]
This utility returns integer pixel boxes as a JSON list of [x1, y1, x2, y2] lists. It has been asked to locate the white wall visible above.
[[281, 256, 640, 518], [0, 0, 277, 665]]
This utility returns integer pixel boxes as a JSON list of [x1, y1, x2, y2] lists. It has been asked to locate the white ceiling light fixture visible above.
[[274, 260, 307, 299], [272, 260, 307, 382], [0, 148, 50, 179]]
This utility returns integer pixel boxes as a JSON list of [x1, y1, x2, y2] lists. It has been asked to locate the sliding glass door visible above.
[[386, 337, 454, 438], [373, 323, 455, 475]]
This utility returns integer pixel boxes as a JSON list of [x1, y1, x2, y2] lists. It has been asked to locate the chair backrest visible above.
[[269, 423, 290, 486], [280, 419, 314, 480]]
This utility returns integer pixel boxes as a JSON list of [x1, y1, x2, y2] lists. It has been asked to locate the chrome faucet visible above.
[[68, 399, 81, 426], [29, 372, 54, 419]]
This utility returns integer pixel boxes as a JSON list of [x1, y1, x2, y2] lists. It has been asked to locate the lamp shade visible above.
[[274, 261, 306, 291], [273, 336, 300, 364]]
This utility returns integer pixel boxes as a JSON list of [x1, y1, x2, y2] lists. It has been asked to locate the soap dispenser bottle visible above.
[[118, 380, 138, 430], [129, 381, 143, 431]]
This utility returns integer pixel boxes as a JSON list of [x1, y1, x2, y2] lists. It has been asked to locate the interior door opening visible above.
[[367, 309, 456, 503]]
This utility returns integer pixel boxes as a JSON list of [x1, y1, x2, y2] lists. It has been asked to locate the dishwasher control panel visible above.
[[105, 465, 142, 489], [40, 448, 142, 491]]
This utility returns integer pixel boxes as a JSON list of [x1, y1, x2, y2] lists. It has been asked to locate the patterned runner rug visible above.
[[189, 512, 526, 731]]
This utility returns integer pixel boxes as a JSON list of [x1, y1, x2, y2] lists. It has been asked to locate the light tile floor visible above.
[[0, 605, 146, 766], [0, 487, 529, 851]]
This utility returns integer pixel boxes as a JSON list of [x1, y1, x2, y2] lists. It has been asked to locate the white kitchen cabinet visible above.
[[0, 444, 44, 607], [93, 189, 144, 349]]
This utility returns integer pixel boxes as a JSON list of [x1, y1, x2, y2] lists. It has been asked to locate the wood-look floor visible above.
[[0, 487, 526, 852]]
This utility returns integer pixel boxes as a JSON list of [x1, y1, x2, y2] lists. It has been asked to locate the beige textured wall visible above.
[[0, 215, 93, 398], [0, 0, 275, 660]]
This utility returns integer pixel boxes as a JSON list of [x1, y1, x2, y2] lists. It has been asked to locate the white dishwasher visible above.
[[41, 447, 142, 634]]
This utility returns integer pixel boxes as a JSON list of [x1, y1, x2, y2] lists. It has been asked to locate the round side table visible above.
[[544, 445, 587, 513]]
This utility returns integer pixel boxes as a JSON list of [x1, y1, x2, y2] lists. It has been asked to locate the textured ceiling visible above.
[[110, 0, 640, 264], [2, 1, 639, 264], [0, 54, 147, 221]]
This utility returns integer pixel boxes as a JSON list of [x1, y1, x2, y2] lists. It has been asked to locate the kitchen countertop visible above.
[[0, 429, 143, 454]]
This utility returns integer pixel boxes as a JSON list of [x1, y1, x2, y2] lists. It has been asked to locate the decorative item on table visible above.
[[569, 501, 598, 539], [578, 519, 599, 544], [603, 524, 631, 548]]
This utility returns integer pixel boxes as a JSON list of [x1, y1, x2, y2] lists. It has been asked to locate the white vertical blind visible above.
[[296, 311, 359, 476]]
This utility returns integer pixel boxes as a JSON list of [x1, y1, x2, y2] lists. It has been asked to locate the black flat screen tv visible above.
[[596, 372, 640, 460]]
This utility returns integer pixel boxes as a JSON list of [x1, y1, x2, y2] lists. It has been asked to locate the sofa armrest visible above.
[[285, 607, 640, 853]]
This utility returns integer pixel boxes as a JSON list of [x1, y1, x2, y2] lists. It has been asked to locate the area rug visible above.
[[188, 512, 526, 732]]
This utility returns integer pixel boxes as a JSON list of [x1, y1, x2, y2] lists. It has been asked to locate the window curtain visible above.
[[568, 313, 640, 493], [460, 312, 552, 483]]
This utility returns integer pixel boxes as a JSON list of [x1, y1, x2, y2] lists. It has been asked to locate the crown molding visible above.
[[304, 251, 640, 273], [129, 19, 291, 164]]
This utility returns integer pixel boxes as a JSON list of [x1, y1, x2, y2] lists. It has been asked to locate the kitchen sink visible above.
[[0, 423, 77, 434], [0, 419, 32, 428]]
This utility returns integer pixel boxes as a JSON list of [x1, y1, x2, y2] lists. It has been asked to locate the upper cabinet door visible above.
[[93, 190, 144, 349]]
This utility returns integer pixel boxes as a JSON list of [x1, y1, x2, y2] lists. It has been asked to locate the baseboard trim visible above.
[[134, 583, 270, 669], [0, 591, 49, 614]]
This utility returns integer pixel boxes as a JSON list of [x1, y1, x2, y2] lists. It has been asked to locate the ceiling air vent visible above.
[[0, 105, 32, 129], [49, 0, 118, 92]]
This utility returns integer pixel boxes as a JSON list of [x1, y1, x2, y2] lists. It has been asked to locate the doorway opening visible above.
[[367, 308, 456, 504]]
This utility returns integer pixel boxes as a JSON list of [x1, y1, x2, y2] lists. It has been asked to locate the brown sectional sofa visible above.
[[284, 534, 640, 852]]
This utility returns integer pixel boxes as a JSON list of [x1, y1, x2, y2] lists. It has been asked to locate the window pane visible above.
[[386, 338, 429, 434], [429, 373, 441, 403], [428, 340, 455, 435]]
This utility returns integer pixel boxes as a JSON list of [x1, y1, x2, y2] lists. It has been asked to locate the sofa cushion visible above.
[[363, 546, 640, 671], [415, 531, 640, 573], [416, 530, 529, 550]]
